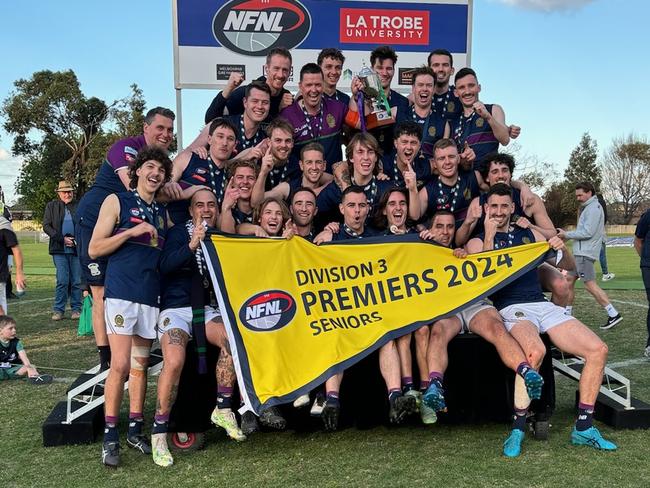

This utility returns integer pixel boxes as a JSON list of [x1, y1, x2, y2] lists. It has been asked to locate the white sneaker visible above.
[[644, 346, 650, 359], [293, 393, 310, 408], [602, 273, 615, 281]]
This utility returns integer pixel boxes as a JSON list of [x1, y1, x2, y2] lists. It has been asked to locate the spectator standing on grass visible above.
[[634, 208, 650, 358], [43, 181, 82, 321], [557, 182, 622, 330], [597, 194, 615, 281], [0, 214, 26, 315]]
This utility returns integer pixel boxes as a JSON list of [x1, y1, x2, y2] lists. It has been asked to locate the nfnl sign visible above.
[[173, 0, 472, 92]]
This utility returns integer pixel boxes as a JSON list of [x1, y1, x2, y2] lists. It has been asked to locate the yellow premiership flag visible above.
[[203, 233, 550, 412]]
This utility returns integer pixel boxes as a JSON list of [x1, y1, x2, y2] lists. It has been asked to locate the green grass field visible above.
[[2, 242, 650, 487]]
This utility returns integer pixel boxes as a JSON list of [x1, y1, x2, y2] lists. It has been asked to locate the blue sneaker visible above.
[[523, 369, 544, 400], [571, 426, 617, 451], [422, 382, 447, 412], [503, 429, 525, 458]]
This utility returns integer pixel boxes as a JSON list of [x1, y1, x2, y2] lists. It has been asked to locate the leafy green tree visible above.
[[2, 71, 147, 219], [564, 132, 601, 190]]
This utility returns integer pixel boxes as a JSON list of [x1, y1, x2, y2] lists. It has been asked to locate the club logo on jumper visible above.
[[239, 290, 296, 331], [212, 0, 311, 56]]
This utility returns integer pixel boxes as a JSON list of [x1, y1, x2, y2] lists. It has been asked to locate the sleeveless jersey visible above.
[[451, 104, 499, 170], [423, 169, 480, 225], [104, 191, 167, 307], [432, 86, 462, 121], [484, 227, 546, 309], [0, 337, 21, 364], [167, 153, 227, 225]]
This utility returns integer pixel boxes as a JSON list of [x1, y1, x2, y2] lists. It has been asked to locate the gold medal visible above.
[[150, 236, 158, 247], [428, 126, 436, 137], [447, 101, 455, 113], [522, 237, 531, 244], [326, 113, 336, 128], [476, 117, 485, 128], [464, 188, 472, 200]]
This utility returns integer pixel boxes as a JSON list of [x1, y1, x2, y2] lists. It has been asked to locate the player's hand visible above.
[[280, 92, 294, 110], [453, 248, 468, 259], [548, 235, 565, 251], [515, 216, 531, 229], [473, 101, 491, 121], [248, 138, 269, 161], [377, 172, 390, 182], [222, 177, 240, 210], [459, 142, 475, 170], [189, 217, 207, 251], [404, 161, 417, 191], [483, 206, 498, 237], [253, 226, 269, 238], [130, 222, 158, 241], [227, 72, 244, 90], [313, 230, 333, 245], [509, 125, 521, 139], [556, 228, 567, 240], [161, 181, 183, 201], [260, 146, 274, 174], [282, 219, 296, 239], [466, 198, 482, 224], [63, 236, 75, 247], [324, 222, 340, 234], [350, 76, 364, 97], [419, 229, 434, 241], [192, 145, 209, 160]]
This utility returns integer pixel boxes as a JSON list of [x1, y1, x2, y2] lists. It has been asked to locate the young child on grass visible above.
[[0, 315, 52, 383]]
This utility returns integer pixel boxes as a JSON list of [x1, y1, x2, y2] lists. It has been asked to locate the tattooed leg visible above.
[[156, 328, 189, 416]]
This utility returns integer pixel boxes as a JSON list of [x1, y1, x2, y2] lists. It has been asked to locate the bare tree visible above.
[[505, 141, 559, 194], [601, 134, 650, 223]]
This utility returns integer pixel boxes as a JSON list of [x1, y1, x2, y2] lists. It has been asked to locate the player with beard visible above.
[[163, 118, 237, 224], [418, 209, 545, 438], [318, 48, 350, 105], [252, 142, 332, 206], [290, 188, 318, 242], [397, 67, 451, 160], [381, 122, 432, 190], [427, 49, 462, 121], [89, 147, 171, 467], [451, 68, 511, 170], [76, 108, 174, 372], [314, 187, 413, 428], [205, 47, 293, 123], [316, 133, 393, 229], [152, 189, 244, 467], [456, 153, 571, 310], [467, 183, 616, 456], [280, 63, 349, 175]]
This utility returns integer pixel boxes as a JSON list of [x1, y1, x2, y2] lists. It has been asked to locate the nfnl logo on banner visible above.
[[173, 0, 472, 92]]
